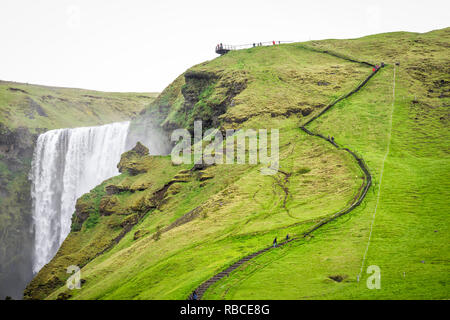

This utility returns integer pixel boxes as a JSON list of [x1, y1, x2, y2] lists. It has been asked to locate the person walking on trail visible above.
[[192, 290, 198, 300], [286, 234, 289, 241], [273, 237, 278, 248], [273, 40, 276, 45]]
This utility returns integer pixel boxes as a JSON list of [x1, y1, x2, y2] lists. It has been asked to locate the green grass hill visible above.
[[24, 27, 449, 300]]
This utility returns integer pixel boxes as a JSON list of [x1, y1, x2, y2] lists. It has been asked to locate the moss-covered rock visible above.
[[133, 229, 150, 240], [120, 213, 140, 228], [166, 183, 182, 196], [105, 185, 122, 195], [74, 197, 96, 223], [130, 193, 157, 213], [99, 196, 121, 216], [118, 142, 150, 175]]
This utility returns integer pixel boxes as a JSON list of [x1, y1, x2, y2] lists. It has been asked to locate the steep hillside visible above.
[[0, 82, 157, 299], [205, 28, 450, 299], [24, 28, 449, 300]]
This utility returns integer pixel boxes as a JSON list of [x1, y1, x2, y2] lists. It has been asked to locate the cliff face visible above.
[[0, 82, 157, 299], [0, 124, 36, 299]]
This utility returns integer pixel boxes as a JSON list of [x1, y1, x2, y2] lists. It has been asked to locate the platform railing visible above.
[[215, 41, 295, 54]]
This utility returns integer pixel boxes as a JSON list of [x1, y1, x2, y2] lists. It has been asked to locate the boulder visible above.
[[117, 142, 150, 175], [133, 141, 149, 156]]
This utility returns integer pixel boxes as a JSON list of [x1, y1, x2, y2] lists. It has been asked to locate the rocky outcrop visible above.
[[99, 196, 121, 216], [160, 70, 247, 133], [105, 185, 122, 195], [74, 198, 96, 224], [117, 142, 150, 175]]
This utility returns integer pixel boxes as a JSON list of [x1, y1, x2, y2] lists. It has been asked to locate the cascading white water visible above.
[[30, 121, 130, 274]]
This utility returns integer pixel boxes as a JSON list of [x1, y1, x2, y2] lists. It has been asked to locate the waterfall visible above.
[[30, 121, 130, 274]]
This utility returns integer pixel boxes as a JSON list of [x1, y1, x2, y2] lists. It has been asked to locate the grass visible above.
[[204, 56, 449, 298], [26, 28, 450, 300], [0, 80, 158, 132]]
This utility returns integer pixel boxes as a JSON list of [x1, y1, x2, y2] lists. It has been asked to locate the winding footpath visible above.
[[189, 53, 383, 300]]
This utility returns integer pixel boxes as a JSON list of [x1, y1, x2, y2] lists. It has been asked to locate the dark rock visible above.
[[105, 185, 121, 195], [56, 292, 72, 300], [121, 214, 139, 228], [133, 141, 149, 156], [191, 163, 208, 171], [74, 199, 95, 223], [301, 107, 313, 117], [328, 275, 347, 282], [8, 87, 28, 94], [26, 97, 48, 118], [133, 229, 150, 240]]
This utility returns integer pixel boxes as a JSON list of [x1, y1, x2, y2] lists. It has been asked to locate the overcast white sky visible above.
[[0, 0, 448, 92]]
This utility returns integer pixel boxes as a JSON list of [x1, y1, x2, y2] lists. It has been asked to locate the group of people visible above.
[[217, 41, 282, 53], [215, 43, 224, 51], [252, 41, 281, 47], [372, 62, 385, 72], [273, 234, 290, 248]]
